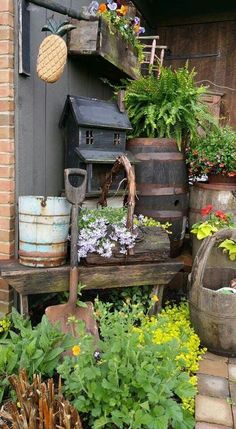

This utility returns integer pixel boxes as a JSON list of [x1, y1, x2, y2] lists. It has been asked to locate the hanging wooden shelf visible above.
[[68, 18, 141, 81]]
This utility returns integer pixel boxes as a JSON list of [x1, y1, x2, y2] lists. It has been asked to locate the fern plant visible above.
[[122, 66, 216, 150]]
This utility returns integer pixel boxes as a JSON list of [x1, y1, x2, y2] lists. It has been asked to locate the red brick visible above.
[[0, 113, 14, 126], [0, 288, 13, 301], [0, 41, 13, 55], [0, 240, 14, 254], [0, 217, 14, 229], [0, 229, 14, 241], [0, 70, 13, 85], [0, 165, 14, 178], [0, 301, 13, 315], [0, 204, 14, 217], [0, 179, 14, 192], [0, 141, 14, 152], [0, 86, 14, 98], [0, 278, 11, 291], [0, 27, 13, 41], [198, 359, 228, 379], [0, 98, 14, 110], [0, 153, 15, 164], [0, 253, 13, 260], [0, 192, 15, 204], [0, 127, 14, 139], [0, 55, 13, 68], [0, 0, 14, 13], [0, 14, 14, 27]]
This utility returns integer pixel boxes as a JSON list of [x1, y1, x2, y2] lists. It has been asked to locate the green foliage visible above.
[[0, 309, 75, 402], [58, 300, 204, 429], [219, 239, 236, 261], [191, 208, 235, 240], [0, 315, 11, 336], [101, 12, 144, 63], [79, 207, 127, 229], [122, 66, 216, 150], [105, 285, 153, 312], [186, 126, 236, 178], [41, 19, 76, 37]]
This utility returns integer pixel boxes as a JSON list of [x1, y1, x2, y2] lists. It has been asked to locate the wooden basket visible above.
[[189, 228, 236, 356], [84, 155, 170, 265]]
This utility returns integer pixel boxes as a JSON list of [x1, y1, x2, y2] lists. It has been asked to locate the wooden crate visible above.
[[68, 18, 140, 80], [84, 226, 170, 265]]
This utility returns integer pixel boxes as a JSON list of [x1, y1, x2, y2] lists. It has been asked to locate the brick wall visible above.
[[0, 0, 15, 315]]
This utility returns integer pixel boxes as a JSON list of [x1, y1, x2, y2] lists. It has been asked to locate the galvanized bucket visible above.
[[18, 196, 71, 267]]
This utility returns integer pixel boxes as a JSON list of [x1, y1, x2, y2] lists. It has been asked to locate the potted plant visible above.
[[68, 1, 145, 80], [123, 65, 216, 256], [191, 204, 236, 268], [186, 126, 236, 184]]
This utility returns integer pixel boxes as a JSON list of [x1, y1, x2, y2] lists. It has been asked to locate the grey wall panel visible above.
[[16, 0, 113, 198]]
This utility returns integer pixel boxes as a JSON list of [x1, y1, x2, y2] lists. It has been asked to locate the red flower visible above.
[[228, 172, 236, 177], [215, 211, 227, 221], [201, 205, 213, 216]]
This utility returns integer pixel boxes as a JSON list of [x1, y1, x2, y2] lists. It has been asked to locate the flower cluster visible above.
[[186, 126, 236, 179], [85, 1, 145, 60], [58, 300, 203, 428], [134, 301, 206, 415], [191, 205, 236, 240], [0, 315, 11, 334], [77, 209, 137, 259]]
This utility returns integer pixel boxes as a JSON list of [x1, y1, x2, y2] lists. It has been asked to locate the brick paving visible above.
[[195, 352, 236, 428]]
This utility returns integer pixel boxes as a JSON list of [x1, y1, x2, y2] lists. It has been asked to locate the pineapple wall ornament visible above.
[[37, 19, 76, 83]]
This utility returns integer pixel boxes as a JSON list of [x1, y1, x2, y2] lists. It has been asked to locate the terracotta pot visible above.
[[208, 174, 236, 185]]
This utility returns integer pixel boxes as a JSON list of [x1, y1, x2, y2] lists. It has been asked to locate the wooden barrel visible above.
[[127, 138, 189, 257], [189, 182, 236, 229], [19, 196, 71, 267], [189, 228, 236, 356]]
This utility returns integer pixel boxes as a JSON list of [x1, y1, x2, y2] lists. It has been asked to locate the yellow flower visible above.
[[117, 5, 128, 15], [72, 345, 81, 356], [151, 294, 159, 303]]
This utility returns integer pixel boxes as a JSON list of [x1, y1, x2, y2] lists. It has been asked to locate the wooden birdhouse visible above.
[[60, 95, 136, 196]]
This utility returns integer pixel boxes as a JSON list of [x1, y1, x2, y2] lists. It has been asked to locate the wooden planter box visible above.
[[68, 18, 140, 80], [84, 226, 170, 266]]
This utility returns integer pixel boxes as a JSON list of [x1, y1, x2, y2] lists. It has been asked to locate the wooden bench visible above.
[[0, 259, 184, 316]]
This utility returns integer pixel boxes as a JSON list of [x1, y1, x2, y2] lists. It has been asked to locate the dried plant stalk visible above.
[[98, 155, 136, 232], [0, 370, 82, 429]]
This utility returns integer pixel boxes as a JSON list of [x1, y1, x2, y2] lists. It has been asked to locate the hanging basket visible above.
[[83, 155, 170, 266]]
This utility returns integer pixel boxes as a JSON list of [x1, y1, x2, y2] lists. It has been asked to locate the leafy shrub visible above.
[[122, 66, 216, 150], [0, 308, 75, 402], [58, 300, 205, 429], [186, 126, 236, 178]]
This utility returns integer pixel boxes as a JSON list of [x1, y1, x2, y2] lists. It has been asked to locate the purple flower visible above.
[[138, 26, 145, 35], [133, 16, 140, 25], [87, 1, 99, 14], [107, 0, 118, 11]]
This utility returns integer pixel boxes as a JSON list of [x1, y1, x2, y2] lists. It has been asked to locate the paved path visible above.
[[195, 352, 236, 428]]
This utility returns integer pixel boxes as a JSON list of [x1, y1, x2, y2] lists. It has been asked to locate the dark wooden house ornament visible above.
[[60, 95, 136, 196]]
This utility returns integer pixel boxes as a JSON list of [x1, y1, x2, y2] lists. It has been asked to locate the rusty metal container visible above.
[[127, 138, 189, 257], [18, 196, 71, 267], [189, 228, 236, 357]]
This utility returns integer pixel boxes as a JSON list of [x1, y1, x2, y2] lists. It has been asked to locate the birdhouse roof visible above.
[[59, 95, 132, 131]]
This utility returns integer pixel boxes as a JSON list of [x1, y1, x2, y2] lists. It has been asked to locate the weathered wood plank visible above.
[[0, 260, 183, 295], [68, 17, 140, 79]]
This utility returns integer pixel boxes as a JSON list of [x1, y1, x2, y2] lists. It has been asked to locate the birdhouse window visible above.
[[86, 130, 94, 145], [113, 132, 121, 145]]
